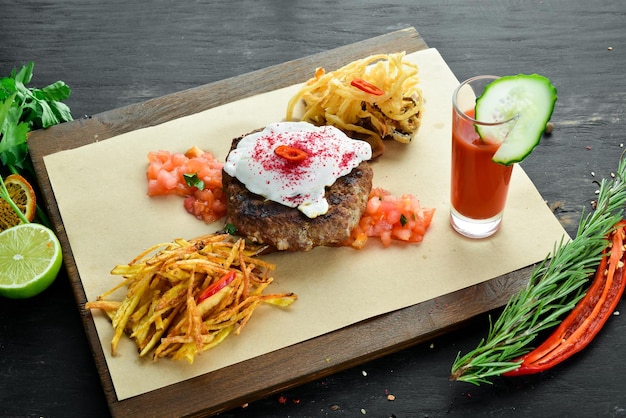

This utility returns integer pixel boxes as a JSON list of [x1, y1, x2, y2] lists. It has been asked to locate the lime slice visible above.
[[475, 74, 557, 165], [0, 223, 63, 299]]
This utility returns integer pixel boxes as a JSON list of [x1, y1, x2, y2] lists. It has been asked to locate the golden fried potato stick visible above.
[[286, 52, 424, 158], [85, 234, 297, 363]]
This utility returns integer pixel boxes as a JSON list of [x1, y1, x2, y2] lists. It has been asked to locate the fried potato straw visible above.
[[286, 52, 424, 158], [85, 234, 297, 363]]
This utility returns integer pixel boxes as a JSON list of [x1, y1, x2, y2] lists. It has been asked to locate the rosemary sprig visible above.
[[450, 155, 626, 385]]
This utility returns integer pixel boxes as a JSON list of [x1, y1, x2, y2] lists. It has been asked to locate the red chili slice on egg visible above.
[[274, 145, 308, 162]]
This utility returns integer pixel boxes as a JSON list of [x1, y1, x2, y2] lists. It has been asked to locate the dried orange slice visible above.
[[0, 174, 37, 231]]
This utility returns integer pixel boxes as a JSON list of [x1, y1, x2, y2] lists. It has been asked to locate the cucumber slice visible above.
[[475, 74, 557, 165]]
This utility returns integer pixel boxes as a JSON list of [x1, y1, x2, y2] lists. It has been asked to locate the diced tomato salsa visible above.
[[345, 187, 435, 249], [146, 146, 226, 223]]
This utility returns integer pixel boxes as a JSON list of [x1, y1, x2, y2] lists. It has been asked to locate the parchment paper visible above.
[[43, 48, 568, 400]]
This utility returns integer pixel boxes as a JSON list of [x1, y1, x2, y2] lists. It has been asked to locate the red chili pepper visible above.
[[197, 270, 237, 303], [350, 78, 385, 96], [504, 220, 626, 376], [274, 145, 308, 162]]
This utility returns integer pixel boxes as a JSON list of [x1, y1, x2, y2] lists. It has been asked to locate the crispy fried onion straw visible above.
[[286, 52, 424, 158], [85, 233, 297, 363]]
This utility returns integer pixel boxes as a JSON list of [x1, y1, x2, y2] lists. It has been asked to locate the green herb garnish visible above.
[[224, 223, 238, 235], [0, 62, 72, 226], [183, 173, 205, 190], [1, 62, 72, 173], [450, 155, 626, 385]]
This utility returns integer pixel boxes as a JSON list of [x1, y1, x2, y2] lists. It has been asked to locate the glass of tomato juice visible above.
[[450, 76, 516, 239]]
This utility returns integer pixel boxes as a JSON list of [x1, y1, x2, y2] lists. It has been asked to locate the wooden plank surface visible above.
[[27, 27, 534, 417]]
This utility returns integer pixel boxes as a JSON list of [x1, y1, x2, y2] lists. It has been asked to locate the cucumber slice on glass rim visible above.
[[475, 74, 557, 165]]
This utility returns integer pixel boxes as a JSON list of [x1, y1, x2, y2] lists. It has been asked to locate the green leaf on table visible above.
[[41, 80, 72, 102], [0, 78, 16, 101], [0, 94, 29, 170], [0, 92, 17, 126], [2, 62, 73, 132], [0, 121, 29, 169], [35, 100, 61, 129], [48, 100, 72, 124], [12, 61, 34, 85]]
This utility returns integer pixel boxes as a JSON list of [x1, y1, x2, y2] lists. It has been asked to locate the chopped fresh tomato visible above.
[[345, 187, 435, 249], [146, 146, 226, 223], [183, 188, 227, 224]]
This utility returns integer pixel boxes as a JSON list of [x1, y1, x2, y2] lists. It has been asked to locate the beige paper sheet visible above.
[[43, 48, 568, 400]]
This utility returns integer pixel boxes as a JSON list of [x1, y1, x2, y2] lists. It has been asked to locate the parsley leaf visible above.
[[0, 61, 73, 174], [183, 173, 205, 190], [224, 223, 238, 235], [0, 62, 73, 226], [0, 93, 29, 169]]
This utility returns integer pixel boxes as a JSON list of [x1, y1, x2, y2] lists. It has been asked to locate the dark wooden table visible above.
[[1, 1, 625, 417]]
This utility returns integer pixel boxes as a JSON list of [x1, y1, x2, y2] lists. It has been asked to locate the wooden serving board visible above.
[[28, 27, 535, 417]]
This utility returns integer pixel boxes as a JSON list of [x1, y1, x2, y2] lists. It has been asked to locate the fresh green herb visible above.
[[400, 213, 408, 227], [0, 62, 72, 225], [450, 155, 626, 385], [1, 62, 72, 174], [224, 223, 238, 235], [183, 173, 205, 190], [0, 92, 29, 172]]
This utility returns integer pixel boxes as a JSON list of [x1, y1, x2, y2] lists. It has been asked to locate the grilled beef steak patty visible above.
[[222, 133, 373, 251]]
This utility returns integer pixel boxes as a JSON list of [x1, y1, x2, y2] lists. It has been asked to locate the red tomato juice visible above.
[[451, 109, 513, 219]]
